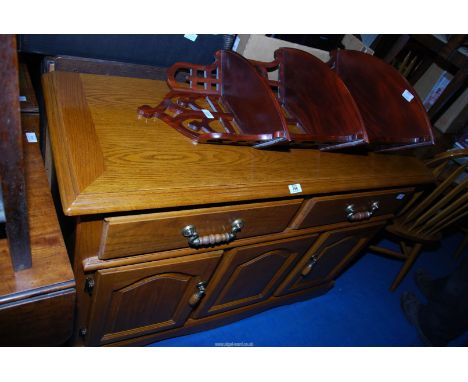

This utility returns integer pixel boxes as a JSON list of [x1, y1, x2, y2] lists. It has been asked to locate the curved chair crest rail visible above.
[[251, 47, 368, 150], [329, 49, 435, 152]]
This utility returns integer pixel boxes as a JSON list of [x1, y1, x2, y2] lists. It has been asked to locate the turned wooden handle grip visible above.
[[189, 292, 203, 307], [302, 263, 313, 277], [301, 256, 318, 277], [347, 211, 372, 222], [182, 219, 244, 247], [197, 233, 232, 246], [189, 281, 207, 307], [345, 201, 379, 222]]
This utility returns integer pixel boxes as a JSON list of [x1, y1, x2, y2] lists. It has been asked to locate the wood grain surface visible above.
[[0, 115, 74, 304], [99, 199, 302, 259], [18, 62, 39, 113], [290, 188, 414, 229], [82, 213, 394, 272], [42, 72, 434, 216], [0, 35, 31, 271], [0, 288, 75, 346]]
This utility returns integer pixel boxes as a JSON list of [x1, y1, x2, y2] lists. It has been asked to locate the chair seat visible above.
[[386, 221, 442, 245], [371, 148, 467, 291]]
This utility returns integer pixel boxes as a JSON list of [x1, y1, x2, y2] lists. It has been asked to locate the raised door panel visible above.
[[275, 222, 385, 296], [86, 251, 222, 346], [103, 273, 192, 334], [193, 235, 318, 318]]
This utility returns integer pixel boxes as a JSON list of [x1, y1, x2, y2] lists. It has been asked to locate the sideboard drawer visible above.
[[98, 199, 302, 260], [290, 188, 414, 229]]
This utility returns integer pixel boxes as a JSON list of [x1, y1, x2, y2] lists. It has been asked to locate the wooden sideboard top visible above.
[[42, 71, 435, 216], [0, 115, 75, 304]]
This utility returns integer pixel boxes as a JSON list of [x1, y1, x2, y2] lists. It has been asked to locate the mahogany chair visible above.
[[329, 49, 435, 152], [252, 47, 368, 150], [370, 148, 468, 291], [140, 48, 435, 152], [138, 50, 291, 148]]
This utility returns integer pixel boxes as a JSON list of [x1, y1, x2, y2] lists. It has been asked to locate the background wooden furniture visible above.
[[0, 114, 75, 346], [42, 69, 435, 346], [0, 35, 32, 271], [0, 36, 75, 345], [454, 225, 468, 259], [370, 149, 468, 291], [379, 34, 467, 123], [19, 62, 39, 114]]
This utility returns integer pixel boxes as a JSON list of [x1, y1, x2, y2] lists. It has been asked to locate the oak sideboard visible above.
[[42, 71, 434, 346]]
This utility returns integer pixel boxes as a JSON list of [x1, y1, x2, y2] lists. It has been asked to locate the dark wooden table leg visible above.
[[0, 35, 32, 271]]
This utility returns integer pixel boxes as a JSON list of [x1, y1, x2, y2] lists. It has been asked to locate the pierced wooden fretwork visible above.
[[138, 48, 434, 152], [138, 50, 291, 148]]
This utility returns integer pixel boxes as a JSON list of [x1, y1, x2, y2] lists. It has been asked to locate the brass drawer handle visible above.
[[345, 201, 379, 222], [189, 281, 207, 307], [182, 219, 244, 247], [301, 255, 319, 277]]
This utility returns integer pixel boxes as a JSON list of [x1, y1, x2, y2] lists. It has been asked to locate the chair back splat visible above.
[[393, 149, 468, 243], [370, 148, 468, 291]]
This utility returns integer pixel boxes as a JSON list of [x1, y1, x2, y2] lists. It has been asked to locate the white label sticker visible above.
[[25, 132, 37, 143], [396, 193, 406, 200], [232, 36, 241, 52], [184, 34, 198, 42], [288, 184, 302, 194], [402, 89, 414, 102], [19, 95, 27, 102], [201, 109, 214, 119]]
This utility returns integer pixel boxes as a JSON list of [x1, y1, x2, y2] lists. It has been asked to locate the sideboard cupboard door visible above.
[[275, 222, 385, 296], [85, 251, 222, 346], [193, 235, 318, 318]]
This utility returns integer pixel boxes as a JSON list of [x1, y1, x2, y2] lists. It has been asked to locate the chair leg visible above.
[[390, 243, 423, 292], [369, 244, 407, 260], [400, 241, 410, 256], [454, 232, 468, 259]]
